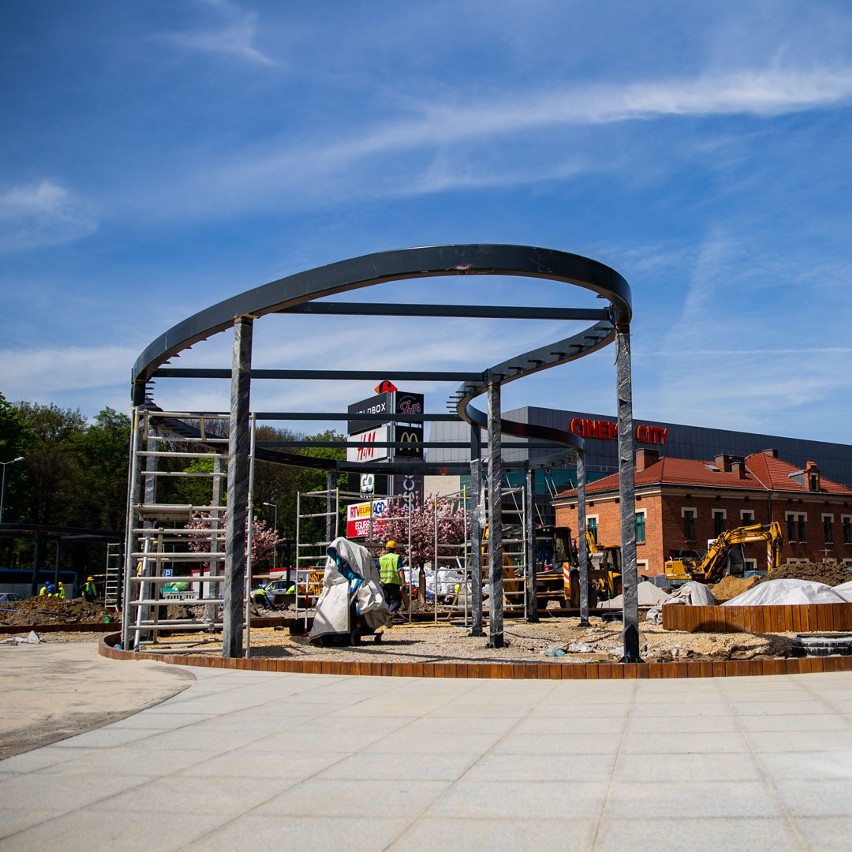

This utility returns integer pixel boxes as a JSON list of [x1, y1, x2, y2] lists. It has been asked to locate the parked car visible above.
[[0, 592, 24, 604], [265, 579, 297, 606]]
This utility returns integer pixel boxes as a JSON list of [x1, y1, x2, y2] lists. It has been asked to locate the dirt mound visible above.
[[0, 597, 115, 626], [758, 562, 852, 586], [711, 575, 761, 601]]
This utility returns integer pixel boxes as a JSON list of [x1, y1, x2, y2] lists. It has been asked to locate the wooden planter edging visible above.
[[98, 633, 852, 680], [662, 603, 852, 634]]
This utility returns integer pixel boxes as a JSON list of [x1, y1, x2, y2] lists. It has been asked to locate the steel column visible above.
[[616, 325, 641, 662], [487, 382, 504, 648], [468, 424, 484, 636], [577, 450, 590, 626], [525, 466, 538, 622], [223, 316, 253, 658]]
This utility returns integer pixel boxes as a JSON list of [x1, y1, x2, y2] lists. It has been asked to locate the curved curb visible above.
[[98, 633, 852, 680]]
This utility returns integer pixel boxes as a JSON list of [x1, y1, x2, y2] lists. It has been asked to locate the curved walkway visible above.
[[1, 647, 852, 850]]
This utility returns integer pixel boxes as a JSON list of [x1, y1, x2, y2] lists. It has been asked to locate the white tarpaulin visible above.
[[832, 580, 852, 601], [723, 578, 848, 606], [598, 580, 671, 609], [309, 537, 389, 643], [646, 581, 714, 624]]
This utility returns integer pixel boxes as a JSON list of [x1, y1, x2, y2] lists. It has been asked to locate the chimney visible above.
[[805, 461, 820, 492], [715, 454, 731, 472], [636, 448, 660, 471], [731, 459, 746, 479], [762, 448, 779, 458]]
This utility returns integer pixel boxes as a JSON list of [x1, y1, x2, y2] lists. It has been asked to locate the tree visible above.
[[73, 407, 131, 531], [185, 514, 282, 571], [14, 402, 87, 526], [379, 494, 469, 599]]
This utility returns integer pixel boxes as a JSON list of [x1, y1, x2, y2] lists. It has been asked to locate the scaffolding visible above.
[[121, 409, 233, 652]]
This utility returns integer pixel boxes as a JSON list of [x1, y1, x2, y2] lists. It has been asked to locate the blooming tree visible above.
[[185, 513, 282, 567], [379, 494, 468, 599]]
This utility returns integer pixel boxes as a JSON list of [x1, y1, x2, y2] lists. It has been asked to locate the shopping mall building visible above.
[[426, 407, 852, 575]]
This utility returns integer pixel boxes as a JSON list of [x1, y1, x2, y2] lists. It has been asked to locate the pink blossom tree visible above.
[[185, 513, 282, 569], [379, 494, 468, 599]]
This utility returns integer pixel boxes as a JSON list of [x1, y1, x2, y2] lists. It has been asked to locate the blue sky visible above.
[[2, 0, 852, 445]]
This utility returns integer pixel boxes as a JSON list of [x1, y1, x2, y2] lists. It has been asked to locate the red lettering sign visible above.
[[569, 418, 668, 445]]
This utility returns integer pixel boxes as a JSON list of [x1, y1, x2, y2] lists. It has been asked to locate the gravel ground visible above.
[[138, 615, 795, 665]]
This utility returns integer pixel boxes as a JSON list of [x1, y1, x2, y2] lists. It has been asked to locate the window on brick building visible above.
[[712, 510, 726, 537], [823, 515, 834, 544], [587, 517, 598, 544], [787, 512, 807, 542], [843, 516, 852, 544], [683, 509, 696, 541], [635, 511, 646, 544], [741, 510, 754, 525]]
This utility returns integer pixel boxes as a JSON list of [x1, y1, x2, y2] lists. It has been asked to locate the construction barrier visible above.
[[662, 602, 852, 634]]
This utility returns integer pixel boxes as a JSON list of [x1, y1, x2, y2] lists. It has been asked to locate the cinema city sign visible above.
[[569, 418, 668, 445]]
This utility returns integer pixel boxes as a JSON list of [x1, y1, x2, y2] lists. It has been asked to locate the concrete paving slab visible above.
[[3, 644, 852, 850]]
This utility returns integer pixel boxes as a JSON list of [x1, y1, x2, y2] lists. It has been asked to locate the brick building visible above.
[[552, 448, 852, 576]]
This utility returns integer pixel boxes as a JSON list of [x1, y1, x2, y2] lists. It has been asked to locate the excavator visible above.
[[535, 526, 622, 609], [663, 522, 783, 584]]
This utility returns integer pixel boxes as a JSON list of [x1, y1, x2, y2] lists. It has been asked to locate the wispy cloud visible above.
[[160, 0, 275, 67], [0, 345, 138, 402], [0, 180, 97, 252], [142, 64, 852, 216]]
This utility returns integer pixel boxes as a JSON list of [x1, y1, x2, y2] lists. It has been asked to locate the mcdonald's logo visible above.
[[395, 425, 423, 457]]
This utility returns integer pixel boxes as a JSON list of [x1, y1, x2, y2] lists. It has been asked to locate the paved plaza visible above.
[[1, 642, 852, 850]]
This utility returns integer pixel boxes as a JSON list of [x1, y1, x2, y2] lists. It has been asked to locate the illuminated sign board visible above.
[[346, 425, 390, 462], [569, 418, 668, 445], [347, 392, 392, 434], [395, 425, 423, 458], [346, 499, 388, 539]]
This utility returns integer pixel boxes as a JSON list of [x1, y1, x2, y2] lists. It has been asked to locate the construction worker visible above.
[[251, 585, 272, 609], [56, 582, 66, 599], [378, 540, 405, 615], [83, 576, 97, 602]]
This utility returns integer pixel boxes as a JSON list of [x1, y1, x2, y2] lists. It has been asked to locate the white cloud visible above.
[[0, 180, 97, 252], [161, 0, 275, 67], [0, 345, 137, 401], [140, 64, 852, 217]]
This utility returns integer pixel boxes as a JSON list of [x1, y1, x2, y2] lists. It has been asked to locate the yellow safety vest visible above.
[[379, 552, 401, 585]]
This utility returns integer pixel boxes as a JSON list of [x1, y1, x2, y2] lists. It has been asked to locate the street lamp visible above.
[[261, 501, 278, 532], [0, 456, 24, 524]]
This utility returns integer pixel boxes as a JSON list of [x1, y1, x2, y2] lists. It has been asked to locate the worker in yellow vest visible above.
[[378, 540, 405, 615]]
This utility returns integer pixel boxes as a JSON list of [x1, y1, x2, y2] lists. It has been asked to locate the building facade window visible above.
[[587, 517, 598, 544], [823, 514, 834, 544], [712, 509, 726, 537], [682, 508, 696, 541], [786, 512, 807, 542], [843, 515, 852, 544], [635, 511, 646, 544], [741, 510, 754, 525]]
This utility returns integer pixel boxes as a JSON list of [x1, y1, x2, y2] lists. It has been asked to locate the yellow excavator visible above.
[[534, 526, 622, 609], [664, 522, 783, 584]]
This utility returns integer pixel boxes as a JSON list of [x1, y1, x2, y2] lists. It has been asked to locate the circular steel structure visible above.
[[132, 243, 632, 466]]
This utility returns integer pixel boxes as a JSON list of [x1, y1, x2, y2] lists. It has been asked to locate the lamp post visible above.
[[261, 501, 278, 533], [0, 456, 24, 524]]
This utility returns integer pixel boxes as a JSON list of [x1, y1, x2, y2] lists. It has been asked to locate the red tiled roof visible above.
[[555, 451, 852, 499]]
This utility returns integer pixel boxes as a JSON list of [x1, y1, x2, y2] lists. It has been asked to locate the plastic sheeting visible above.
[[722, 578, 849, 606], [832, 580, 852, 601], [598, 580, 671, 609], [310, 537, 389, 642], [646, 581, 713, 624]]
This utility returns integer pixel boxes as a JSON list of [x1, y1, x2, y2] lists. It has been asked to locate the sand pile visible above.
[[712, 575, 761, 600]]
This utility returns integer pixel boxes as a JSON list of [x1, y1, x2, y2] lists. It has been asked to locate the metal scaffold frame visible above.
[[126, 244, 638, 661]]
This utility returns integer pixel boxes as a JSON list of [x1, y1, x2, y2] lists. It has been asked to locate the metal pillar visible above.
[[525, 466, 538, 622], [223, 316, 253, 659], [577, 450, 590, 626], [616, 325, 641, 663], [469, 424, 484, 636], [121, 409, 143, 649], [487, 381, 504, 648], [326, 471, 335, 544]]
